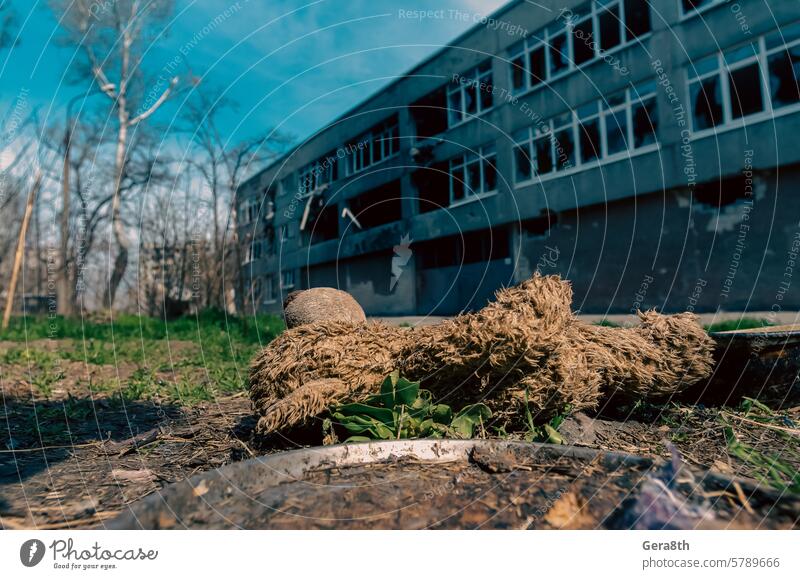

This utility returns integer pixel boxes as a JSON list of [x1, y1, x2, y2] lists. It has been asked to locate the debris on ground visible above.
[[105, 441, 799, 530]]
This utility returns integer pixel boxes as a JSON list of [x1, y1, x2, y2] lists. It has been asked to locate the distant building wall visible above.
[[518, 164, 800, 313], [237, 0, 800, 317]]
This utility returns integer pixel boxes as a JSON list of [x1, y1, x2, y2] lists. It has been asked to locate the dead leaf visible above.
[[110, 469, 155, 484], [193, 479, 209, 497], [542, 491, 596, 529]]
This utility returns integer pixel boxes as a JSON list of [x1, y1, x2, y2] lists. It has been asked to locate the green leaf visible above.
[[380, 370, 400, 408], [417, 418, 435, 437], [454, 403, 492, 421], [394, 376, 420, 407], [450, 404, 492, 439], [379, 370, 420, 409], [333, 403, 394, 425], [344, 435, 373, 443], [544, 424, 564, 445], [332, 414, 394, 439], [415, 389, 433, 405], [332, 414, 375, 435], [430, 404, 453, 425], [523, 388, 536, 433], [450, 416, 474, 438]]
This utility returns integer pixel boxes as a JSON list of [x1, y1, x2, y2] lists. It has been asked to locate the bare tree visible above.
[[182, 86, 289, 311], [40, 113, 115, 313], [51, 0, 181, 309]]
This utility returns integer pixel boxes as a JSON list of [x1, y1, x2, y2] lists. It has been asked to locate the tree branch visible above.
[[128, 76, 178, 126]]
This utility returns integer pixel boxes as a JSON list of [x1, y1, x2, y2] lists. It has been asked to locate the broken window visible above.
[[447, 89, 463, 126], [768, 46, 800, 108], [529, 45, 546, 87], [348, 180, 402, 230], [239, 197, 262, 225], [767, 23, 800, 109], [578, 102, 601, 164], [413, 161, 450, 214], [343, 115, 400, 177], [690, 75, 722, 130], [632, 98, 657, 148], [298, 152, 338, 196], [605, 107, 628, 156], [513, 135, 533, 183], [552, 114, 575, 170], [535, 132, 555, 175], [508, 1, 650, 94], [549, 31, 569, 76], [447, 59, 493, 127], [598, 4, 621, 52], [410, 87, 449, 139], [572, 16, 594, 65], [624, 0, 651, 40], [448, 145, 498, 205], [688, 32, 800, 133], [513, 81, 657, 185], [510, 43, 527, 91], [729, 62, 763, 119]]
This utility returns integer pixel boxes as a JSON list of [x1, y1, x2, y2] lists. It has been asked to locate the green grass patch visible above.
[[705, 318, 773, 333], [1, 309, 283, 407], [2, 308, 283, 347]]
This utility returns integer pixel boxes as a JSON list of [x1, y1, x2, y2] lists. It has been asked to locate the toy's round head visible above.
[[283, 287, 367, 329]]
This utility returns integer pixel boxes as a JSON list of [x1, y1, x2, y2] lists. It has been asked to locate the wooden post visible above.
[[2, 171, 42, 330]]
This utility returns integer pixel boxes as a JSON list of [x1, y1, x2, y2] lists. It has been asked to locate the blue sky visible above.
[[0, 0, 511, 145]]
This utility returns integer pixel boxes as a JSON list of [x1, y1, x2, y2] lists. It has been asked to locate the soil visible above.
[[2, 343, 799, 529], [0, 392, 259, 529], [105, 442, 800, 530]]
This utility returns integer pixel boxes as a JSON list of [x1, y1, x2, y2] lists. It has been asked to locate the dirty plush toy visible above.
[[249, 274, 714, 436]]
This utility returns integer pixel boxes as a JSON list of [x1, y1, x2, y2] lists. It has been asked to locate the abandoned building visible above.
[[237, 0, 800, 316]]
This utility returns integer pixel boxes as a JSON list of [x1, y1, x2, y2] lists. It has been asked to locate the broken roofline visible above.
[[238, 0, 529, 193]]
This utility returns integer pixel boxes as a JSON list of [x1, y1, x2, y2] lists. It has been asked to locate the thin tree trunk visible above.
[[33, 186, 41, 296], [106, 111, 129, 310], [58, 122, 73, 315], [2, 172, 42, 329], [212, 167, 221, 308]]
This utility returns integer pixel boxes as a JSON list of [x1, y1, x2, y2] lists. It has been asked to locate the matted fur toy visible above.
[[249, 274, 714, 436]]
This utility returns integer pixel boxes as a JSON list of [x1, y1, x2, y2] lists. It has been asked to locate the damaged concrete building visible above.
[[237, 0, 800, 316]]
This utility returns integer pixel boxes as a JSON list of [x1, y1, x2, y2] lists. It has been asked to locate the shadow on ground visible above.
[[1, 395, 181, 482], [0, 393, 256, 529]]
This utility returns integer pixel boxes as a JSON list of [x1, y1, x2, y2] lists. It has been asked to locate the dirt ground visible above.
[[1, 339, 799, 529]]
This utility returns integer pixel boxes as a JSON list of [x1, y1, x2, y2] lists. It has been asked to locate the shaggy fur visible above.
[[283, 287, 366, 329], [249, 274, 715, 436]]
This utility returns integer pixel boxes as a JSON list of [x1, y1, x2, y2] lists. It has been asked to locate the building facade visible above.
[[237, 0, 800, 316]]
